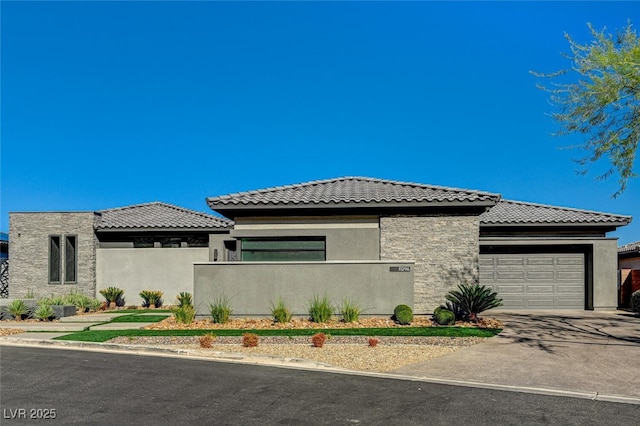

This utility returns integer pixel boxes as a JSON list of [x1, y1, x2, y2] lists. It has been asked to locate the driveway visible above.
[[391, 310, 640, 400]]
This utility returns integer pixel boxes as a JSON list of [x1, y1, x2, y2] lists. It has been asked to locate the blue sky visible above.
[[1, 1, 639, 244]]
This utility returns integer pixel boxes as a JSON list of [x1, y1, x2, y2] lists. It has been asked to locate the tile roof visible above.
[[618, 241, 640, 254], [480, 199, 632, 226], [207, 177, 501, 209], [96, 202, 233, 230]]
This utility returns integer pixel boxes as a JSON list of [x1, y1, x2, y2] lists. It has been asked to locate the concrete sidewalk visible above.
[[392, 310, 640, 402]]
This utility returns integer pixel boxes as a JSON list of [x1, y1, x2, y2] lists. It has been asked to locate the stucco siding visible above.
[[231, 216, 380, 260], [591, 239, 618, 310], [96, 247, 208, 305], [194, 261, 414, 316], [380, 215, 480, 313], [8, 212, 98, 298]]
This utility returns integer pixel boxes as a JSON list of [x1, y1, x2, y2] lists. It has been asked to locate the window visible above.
[[161, 237, 182, 248], [65, 235, 77, 282], [133, 237, 154, 248], [49, 234, 78, 284], [240, 237, 326, 261], [49, 236, 61, 283]]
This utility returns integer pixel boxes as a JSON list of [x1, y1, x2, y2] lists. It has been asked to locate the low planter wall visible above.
[[52, 305, 77, 319]]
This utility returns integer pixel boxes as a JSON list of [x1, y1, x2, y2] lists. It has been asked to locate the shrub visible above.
[[74, 294, 94, 313], [368, 337, 380, 347], [99, 287, 125, 306], [393, 304, 413, 325], [340, 298, 362, 323], [308, 294, 334, 323], [440, 301, 468, 321], [242, 333, 259, 347], [631, 290, 640, 315], [37, 297, 52, 307], [271, 297, 293, 323], [140, 290, 164, 308], [173, 304, 196, 325], [311, 332, 327, 348], [50, 296, 65, 306], [177, 292, 193, 308], [34, 304, 55, 321], [209, 295, 232, 324], [445, 284, 503, 322], [433, 307, 456, 326], [6, 299, 30, 321], [89, 298, 103, 312], [199, 333, 216, 348], [64, 291, 83, 307]]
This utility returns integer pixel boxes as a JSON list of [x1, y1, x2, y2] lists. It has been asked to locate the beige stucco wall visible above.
[[96, 247, 208, 306], [193, 261, 415, 317], [380, 215, 481, 313], [9, 212, 98, 298]]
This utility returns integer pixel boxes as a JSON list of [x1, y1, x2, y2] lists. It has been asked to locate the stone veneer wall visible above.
[[380, 215, 480, 313], [9, 212, 98, 298]]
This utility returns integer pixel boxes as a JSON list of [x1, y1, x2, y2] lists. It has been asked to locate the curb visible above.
[[2, 336, 639, 405]]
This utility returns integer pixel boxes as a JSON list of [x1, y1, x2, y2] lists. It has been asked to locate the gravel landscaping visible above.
[[109, 335, 485, 372]]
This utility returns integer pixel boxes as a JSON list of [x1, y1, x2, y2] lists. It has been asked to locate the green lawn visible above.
[[105, 309, 172, 314], [55, 326, 502, 343], [108, 314, 171, 323]]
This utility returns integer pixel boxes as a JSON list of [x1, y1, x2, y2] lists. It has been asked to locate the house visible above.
[[8, 177, 632, 314], [618, 241, 640, 307], [9, 203, 232, 305]]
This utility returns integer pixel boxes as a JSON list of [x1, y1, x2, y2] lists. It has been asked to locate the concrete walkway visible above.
[[2, 310, 639, 404], [392, 310, 640, 402]]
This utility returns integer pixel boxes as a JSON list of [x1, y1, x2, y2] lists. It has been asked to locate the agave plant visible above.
[[6, 299, 31, 321], [445, 284, 503, 322], [34, 303, 55, 321]]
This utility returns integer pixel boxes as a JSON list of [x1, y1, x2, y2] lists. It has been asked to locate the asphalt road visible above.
[[1, 346, 638, 425]]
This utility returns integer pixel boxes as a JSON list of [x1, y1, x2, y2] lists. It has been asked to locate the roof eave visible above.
[[208, 199, 499, 211], [95, 226, 232, 233], [480, 221, 630, 228]]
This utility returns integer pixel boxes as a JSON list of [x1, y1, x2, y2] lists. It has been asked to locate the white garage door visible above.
[[479, 253, 585, 309]]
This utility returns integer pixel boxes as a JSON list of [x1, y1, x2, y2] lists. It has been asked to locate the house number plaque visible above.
[[390, 266, 411, 272]]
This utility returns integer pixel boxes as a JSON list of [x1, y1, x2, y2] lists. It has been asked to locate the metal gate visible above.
[[0, 260, 8, 298]]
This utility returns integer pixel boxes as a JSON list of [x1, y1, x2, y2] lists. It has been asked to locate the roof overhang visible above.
[[209, 200, 498, 219]]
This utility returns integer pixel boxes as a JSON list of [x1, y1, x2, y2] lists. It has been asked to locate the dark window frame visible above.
[[240, 237, 326, 262], [49, 235, 61, 284], [64, 235, 77, 283]]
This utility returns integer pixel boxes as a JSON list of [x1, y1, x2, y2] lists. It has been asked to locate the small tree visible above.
[[532, 21, 640, 197]]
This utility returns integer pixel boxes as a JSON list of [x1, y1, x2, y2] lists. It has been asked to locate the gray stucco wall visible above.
[[193, 261, 414, 317], [591, 238, 619, 310], [9, 212, 98, 299], [380, 215, 480, 313], [96, 247, 208, 306], [231, 216, 380, 260]]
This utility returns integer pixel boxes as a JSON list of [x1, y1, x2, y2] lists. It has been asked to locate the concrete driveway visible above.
[[392, 310, 640, 401]]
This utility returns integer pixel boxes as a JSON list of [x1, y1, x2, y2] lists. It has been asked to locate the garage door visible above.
[[479, 253, 585, 309]]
